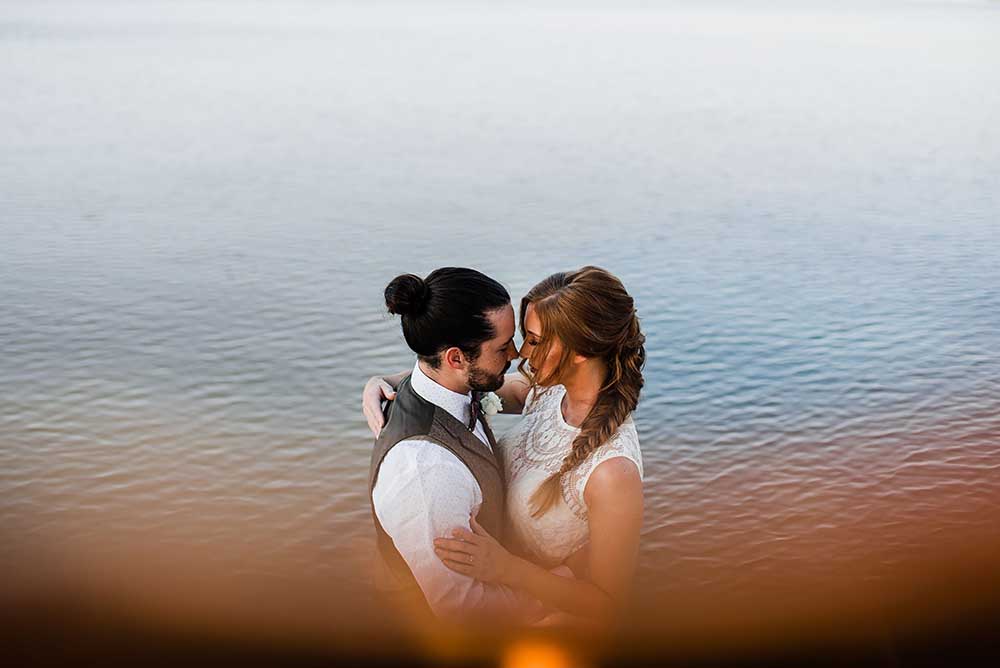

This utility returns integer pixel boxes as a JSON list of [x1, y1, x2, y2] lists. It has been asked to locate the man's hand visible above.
[[362, 376, 396, 437]]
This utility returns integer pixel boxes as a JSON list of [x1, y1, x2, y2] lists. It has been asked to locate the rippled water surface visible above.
[[2, 0, 999, 651]]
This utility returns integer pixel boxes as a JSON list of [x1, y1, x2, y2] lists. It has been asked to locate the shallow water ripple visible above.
[[2, 0, 999, 644]]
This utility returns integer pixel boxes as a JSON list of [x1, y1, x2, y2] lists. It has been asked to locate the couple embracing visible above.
[[361, 266, 645, 629]]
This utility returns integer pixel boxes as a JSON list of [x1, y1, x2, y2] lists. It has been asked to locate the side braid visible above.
[[529, 313, 646, 517]]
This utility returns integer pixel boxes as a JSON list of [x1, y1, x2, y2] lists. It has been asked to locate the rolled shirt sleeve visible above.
[[372, 440, 542, 621]]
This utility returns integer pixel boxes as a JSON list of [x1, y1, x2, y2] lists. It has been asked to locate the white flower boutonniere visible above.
[[480, 392, 503, 418]]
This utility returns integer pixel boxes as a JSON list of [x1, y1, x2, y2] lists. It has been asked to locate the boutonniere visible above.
[[480, 392, 503, 418]]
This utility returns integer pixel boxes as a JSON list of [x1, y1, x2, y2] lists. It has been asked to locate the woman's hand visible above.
[[433, 514, 516, 585], [362, 376, 396, 437], [563, 542, 590, 580]]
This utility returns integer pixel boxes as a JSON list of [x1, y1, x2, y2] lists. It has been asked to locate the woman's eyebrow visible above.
[[525, 329, 541, 338]]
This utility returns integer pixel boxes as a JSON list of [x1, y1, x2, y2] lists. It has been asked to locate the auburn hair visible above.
[[517, 266, 645, 517]]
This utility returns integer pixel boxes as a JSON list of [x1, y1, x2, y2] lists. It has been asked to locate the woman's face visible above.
[[520, 303, 564, 383]]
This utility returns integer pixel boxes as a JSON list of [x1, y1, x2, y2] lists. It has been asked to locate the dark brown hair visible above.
[[385, 267, 510, 369], [517, 266, 645, 517]]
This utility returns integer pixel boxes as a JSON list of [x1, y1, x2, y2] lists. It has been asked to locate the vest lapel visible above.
[[478, 417, 504, 485], [480, 416, 498, 450], [432, 408, 503, 478]]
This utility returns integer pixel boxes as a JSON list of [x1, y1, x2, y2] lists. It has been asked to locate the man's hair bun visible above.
[[384, 273, 430, 317], [382, 267, 511, 369]]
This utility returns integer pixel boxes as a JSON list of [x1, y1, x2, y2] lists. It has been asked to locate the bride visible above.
[[363, 266, 645, 624]]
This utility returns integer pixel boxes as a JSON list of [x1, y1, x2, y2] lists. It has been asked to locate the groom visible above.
[[368, 267, 539, 622]]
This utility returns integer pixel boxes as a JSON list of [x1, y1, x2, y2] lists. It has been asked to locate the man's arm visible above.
[[372, 440, 541, 621]]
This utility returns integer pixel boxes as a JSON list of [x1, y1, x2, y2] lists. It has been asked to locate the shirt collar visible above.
[[410, 361, 473, 426]]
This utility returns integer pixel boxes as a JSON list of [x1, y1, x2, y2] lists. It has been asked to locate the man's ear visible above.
[[443, 347, 466, 370]]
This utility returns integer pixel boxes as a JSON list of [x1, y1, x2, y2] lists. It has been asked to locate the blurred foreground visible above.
[[5, 532, 1000, 666]]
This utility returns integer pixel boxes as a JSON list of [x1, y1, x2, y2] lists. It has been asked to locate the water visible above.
[[2, 0, 999, 654]]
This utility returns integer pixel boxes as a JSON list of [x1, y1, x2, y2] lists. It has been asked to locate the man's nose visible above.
[[507, 342, 519, 361]]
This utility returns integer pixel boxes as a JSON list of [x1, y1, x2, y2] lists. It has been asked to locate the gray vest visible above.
[[368, 375, 506, 614]]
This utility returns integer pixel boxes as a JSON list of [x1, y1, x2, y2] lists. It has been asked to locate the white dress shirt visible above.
[[371, 362, 541, 621]]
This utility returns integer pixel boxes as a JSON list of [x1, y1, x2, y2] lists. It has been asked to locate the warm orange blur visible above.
[[502, 639, 581, 668]]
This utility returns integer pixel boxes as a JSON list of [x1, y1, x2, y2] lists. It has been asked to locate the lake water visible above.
[[2, 0, 999, 659]]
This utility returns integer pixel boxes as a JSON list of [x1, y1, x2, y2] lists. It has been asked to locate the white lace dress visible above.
[[497, 384, 643, 568]]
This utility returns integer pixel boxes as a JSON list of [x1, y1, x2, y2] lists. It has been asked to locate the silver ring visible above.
[[468, 554, 475, 565]]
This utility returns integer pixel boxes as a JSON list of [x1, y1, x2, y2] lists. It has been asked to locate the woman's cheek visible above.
[[534, 353, 553, 378]]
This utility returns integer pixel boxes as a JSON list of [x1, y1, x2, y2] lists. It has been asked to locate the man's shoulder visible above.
[[381, 438, 475, 479], [373, 438, 482, 513]]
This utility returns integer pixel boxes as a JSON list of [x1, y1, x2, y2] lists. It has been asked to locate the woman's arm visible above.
[[361, 370, 410, 437], [363, 369, 532, 436], [434, 457, 643, 622], [497, 372, 531, 415]]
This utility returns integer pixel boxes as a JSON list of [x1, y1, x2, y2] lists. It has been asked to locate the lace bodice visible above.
[[496, 385, 643, 567]]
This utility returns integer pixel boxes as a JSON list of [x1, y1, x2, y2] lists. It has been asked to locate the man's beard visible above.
[[468, 360, 510, 393]]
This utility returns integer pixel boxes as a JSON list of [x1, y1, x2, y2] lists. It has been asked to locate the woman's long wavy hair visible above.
[[517, 266, 646, 518]]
